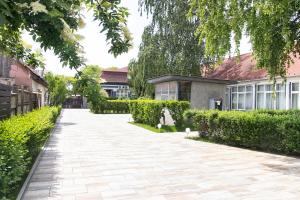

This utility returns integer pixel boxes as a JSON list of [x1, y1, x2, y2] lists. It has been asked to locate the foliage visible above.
[[165, 101, 191, 128], [0, 106, 61, 200], [74, 65, 106, 112], [129, 100, 190, 127], [0, 0, 131, 70], [130, 0, 211, 97], [94, 100, 130, 114], [45, 72, 68, 106], [184, 109, 300, 155], [189, 0, 300, 81]]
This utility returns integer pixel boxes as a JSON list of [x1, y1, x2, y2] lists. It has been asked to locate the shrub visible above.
[[183, 109, 300, 155], [93, 100, 130, 114], [164, 101, 190, 127], [0, 106, 61, 199], [129, 100, 190, 127]]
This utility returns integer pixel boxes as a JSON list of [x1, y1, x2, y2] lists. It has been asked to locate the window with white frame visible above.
[[155, 82, 177, 100], [256, 84, 286, 110], [291, 82, 299, 109], [230, 85, 253, 110]]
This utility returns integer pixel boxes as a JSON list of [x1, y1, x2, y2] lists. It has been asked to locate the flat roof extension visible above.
[[148, 75, 237, 85]]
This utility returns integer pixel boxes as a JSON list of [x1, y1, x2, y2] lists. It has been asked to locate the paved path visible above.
[[22, 109, 300, 200]]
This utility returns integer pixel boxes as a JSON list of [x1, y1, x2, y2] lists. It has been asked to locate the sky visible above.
[[22, 0, 251, 77]]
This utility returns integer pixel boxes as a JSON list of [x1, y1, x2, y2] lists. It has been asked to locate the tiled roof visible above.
[[208, 53, 300, 81], [101, 67, 128, 84], [102, 66, 128, 73]]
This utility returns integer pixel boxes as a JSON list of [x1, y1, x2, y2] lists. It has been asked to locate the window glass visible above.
[[246, 93, 253, 110], [232, 87, 237, 92], [276, 84, 285, 91], [257, 93, 264, 109], [292, 94, 299, 109], [266, 93, 274, 109], [292, 83, 299, 91], [238, 86, 245, 92], [276, 91, 286, 110], [232, 93, 237, 109], [257, 85, 264, 91], [246, 86, 253, 92], [265, 85, 272, 91], [238, 94, 245, 109]]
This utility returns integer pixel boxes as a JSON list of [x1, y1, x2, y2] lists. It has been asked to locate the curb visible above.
[[16, 114, 62, 200]]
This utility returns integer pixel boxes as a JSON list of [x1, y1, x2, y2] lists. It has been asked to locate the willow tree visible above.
[[130, 0, 209, 97], [189, 0, 300, 81], [0, 0, 131, 69]]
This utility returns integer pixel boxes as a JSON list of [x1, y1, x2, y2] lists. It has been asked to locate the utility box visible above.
[[209, 98, 223, 110]]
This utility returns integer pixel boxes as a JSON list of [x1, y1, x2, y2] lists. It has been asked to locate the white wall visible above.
[[227, 76, 300, 110]]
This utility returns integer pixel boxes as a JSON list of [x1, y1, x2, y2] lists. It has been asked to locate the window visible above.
[[291, 82, 299, 109], [276, 84, 286, 109], [256, 84, 286, 110], [178, 82, 191, 101], [230, 85, 253, 110], [155, 82, 178, 100]]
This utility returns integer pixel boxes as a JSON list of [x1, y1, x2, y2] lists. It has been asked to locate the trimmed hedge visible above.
[[130, 100, 190, 127], [184, 109, 300, 155], [0, 106, 61, 199], [94, 100, 130, 114]]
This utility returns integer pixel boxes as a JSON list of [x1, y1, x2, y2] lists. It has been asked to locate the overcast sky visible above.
[[22, 0, 251, 77]]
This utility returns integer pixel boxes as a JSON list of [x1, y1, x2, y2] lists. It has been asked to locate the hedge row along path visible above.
[[21, 109, 300, 200]]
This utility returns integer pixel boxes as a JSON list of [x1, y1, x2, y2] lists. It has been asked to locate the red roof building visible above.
[[100, 67, 130, 98], [101, 67, 128, 84], [208, 53, 300, 81]]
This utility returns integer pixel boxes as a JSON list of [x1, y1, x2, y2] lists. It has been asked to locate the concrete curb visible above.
[[16, 114, 62, 200]]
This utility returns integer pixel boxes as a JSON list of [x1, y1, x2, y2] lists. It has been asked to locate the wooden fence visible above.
[[11, 86, 40, 116], [0, 83, 11, 120], [0, 84, 41, 120]]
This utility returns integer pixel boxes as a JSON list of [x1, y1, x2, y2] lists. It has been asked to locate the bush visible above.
[[129, 100, 190, 127], [0, 106, 61, 199], [184, 109, 300, 155], [93, 100, 130, 114]]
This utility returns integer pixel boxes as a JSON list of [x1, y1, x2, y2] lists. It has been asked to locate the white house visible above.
[[149, 53, 300, 110]]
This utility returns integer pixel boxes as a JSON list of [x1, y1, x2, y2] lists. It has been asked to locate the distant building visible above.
[[100, 67, 130, 98], [0, 55, 48, 114], [149, 53, 300, 110]]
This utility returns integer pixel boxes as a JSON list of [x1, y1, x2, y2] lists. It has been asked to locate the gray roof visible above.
[[148, 75, 237, 85]]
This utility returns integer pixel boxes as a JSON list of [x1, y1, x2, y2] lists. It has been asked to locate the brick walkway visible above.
[[21, 109, 300, 200]]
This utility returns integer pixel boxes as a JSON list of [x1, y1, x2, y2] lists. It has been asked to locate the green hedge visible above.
[[130, 100, 190, 127], [184, 109, 300, 155], [0, 106, 61, 199], [94, 100, 130, 114]]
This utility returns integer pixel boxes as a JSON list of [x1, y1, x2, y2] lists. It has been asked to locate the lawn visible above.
[[129, 122, 184, 133]]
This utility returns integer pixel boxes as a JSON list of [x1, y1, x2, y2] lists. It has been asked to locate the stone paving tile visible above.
[[21, 109, 300, 200]]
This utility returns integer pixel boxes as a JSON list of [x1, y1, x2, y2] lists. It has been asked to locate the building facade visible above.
[[149, 53, 300, 110], [0, 55, 48, 114], [149, 76, 234, 109], [101, 67, 130, 98]]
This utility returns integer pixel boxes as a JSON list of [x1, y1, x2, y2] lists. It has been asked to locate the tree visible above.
[[189, 0, 300, 81], [128, 58, 154, 98], [129, 0, 209, 97], [74, 65, 106, 111], [45, 72, 68, 106], [0, 0, 131, 70], [139, 0, 208, 75]]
